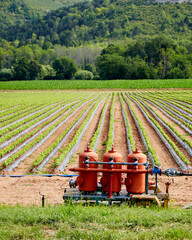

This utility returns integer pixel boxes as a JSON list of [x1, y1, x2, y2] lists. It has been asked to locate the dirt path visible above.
[[123, 95, 146, 152], [113, 94, 128, 161], [0, 176, 69, 206], [95, 97, 111, 161]]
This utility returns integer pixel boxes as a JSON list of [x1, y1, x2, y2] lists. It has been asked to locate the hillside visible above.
[[0, 0, 88, 34], [1, 0, 192, 47], [0, 0, 35, 30]]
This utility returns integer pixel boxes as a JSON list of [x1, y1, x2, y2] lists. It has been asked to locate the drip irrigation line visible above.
[[0, 102, 60, 131], [93, 97, 110, 152], [161, 100, 192, 117], [0, 105, 20, 114], [137, 99, 192, 157], [156, 100, 192, 125], [130, 97, 188, 171], [123, 94, 155, 166], [140, 98, 192, 135], [4, 98, 97, 172], [105, 94, 115, 152], [57, 97, 106, 172], [0, 174, 78, 178], [0, 101, 79, 150], [120, 95, 133, 154], [36, 99, 99, 171], [176, 101, 192, 108], [0, 102, 80, 164]]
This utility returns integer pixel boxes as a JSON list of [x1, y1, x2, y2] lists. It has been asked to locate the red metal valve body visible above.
[[125, 148, 147, 194], [100, 146, 122, 193], [76, 145, 98, 192]]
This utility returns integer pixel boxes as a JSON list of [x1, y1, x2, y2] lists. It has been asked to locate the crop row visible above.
[[0, 101, 84, 162], [133, 94, 192, 150], [123, 93, 160, 166], [135, 93, 192, 133], [119, 93, 135, 153], [129, 94, 190, 170], [2, 96, 101, 171], [56, 96, 106, 171], [0, 100, 82, 151], [105, 93, 115, 152], [34, 95, 105, 170], [90, 94, 111, 151], [0, 94, 95, 147], [0, 90, 191, 173]]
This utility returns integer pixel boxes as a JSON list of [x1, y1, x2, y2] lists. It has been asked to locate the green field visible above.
[[0, 79, 192, 90], [0, 204, 191, 240], [23, 0, 90, 13]]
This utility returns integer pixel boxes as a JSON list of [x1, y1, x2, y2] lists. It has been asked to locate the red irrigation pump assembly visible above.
[[64, 145, 192, 207]]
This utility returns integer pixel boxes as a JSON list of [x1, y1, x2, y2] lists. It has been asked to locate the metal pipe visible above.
[[145, 160, 149, 194], [70, 167, 152, 174], [155, 173, 158, 194], [108, 173, 113, 198], [84, 161, 151, 166]]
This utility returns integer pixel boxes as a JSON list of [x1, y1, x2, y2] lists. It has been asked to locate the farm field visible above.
[[0, 79, 192, 90], [23, 0, 88, 13], [0, 89, 191, 206]]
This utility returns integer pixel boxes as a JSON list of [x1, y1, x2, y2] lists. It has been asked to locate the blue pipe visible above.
[[0, 174, 78, 178]]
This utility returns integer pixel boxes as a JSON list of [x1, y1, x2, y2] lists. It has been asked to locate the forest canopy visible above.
[[1, 0, 192, 46], [1, 0, 192, 80]]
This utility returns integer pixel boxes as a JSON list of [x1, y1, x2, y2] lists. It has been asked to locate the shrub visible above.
[[41, 65, 56, 79], [74, 70, 93, 80], [0, 68, 13, 80]]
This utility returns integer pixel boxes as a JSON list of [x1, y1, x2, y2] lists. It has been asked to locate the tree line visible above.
[[1, 34, 192, 80], [96, 35, 192, 79]]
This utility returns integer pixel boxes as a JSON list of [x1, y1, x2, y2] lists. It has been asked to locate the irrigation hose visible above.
[[0, 174, 78, 178]]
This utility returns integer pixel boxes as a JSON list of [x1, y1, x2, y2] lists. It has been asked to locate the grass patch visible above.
[[0, 79, 192, 90], [23, 0, 89, 13], [0, 204, 191, 239]]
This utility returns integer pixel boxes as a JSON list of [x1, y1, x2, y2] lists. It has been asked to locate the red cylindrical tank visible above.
[[125, 147, 146, 194], [76, 145, 98, 192], [100, 146, 122, 193]]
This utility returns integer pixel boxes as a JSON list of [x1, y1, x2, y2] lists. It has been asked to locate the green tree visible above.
[[96, 54, 127, 79], [13, 58, 42, 80], [53, 57, 77, 79], [126, 57, 151, 79], [0, 50, 5, 69], [28, 60, 42, 80], [166, 55, 192, 79], [13, 58, 29, 80]]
